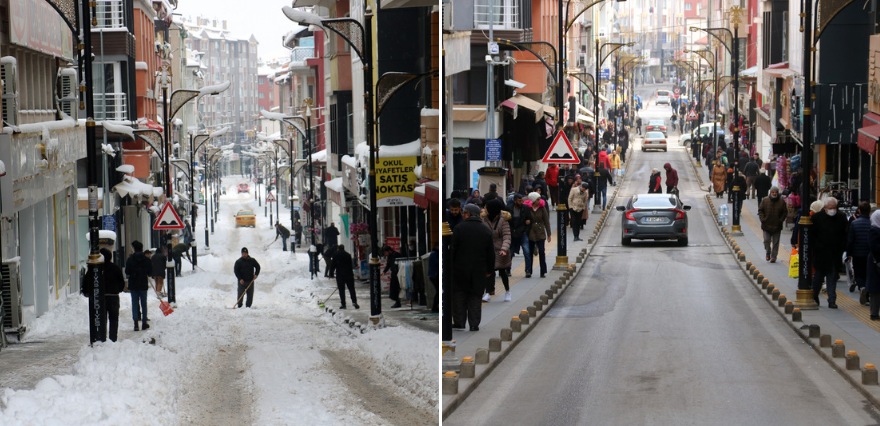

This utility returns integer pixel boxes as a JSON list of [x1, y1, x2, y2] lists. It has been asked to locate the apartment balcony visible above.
[[94, 93, 128, 121], [465, 0, 529, 42], [95, 0, 125, 29], [289, 46, 314, 70]]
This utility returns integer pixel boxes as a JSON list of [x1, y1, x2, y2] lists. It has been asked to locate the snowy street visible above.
[[0, 176, 438, 425]]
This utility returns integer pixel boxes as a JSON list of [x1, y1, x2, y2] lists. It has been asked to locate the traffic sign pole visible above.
[[542, 130, 579, 271]]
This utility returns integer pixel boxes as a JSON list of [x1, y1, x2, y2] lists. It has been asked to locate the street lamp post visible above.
[[191, 127, 228, 258], [595, 40, 635, 208]]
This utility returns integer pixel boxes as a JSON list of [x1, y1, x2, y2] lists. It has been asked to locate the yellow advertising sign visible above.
[[376, 156, 417, 207]]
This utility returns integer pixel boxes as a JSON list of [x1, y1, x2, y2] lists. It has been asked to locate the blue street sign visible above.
[[102, 215, 116, 233], [485, 138, 502, 162], [600, 68, 610, 80]]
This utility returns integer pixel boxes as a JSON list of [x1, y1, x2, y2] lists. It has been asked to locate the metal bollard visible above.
[[442, 371, 459, 395], [761, 278, 770, 288], [846, 351, 860, 371], [831, 340, 845, 358], [863, 363, 879, 385], [545, 289, 554, 299], [460, 356, 475, 378]]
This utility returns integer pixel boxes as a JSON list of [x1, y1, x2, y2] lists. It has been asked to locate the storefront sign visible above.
[[870, 35, 880, 114], [10, 0, 74, 60], [376, 156, 417, 207]]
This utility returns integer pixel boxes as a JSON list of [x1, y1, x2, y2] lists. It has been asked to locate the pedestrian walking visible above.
[[758, 186, 788, 263], [545, 164, 560, 206], [754, 170, 772, 205], [81, 248, 126, 342], [293, 220, 303, 248], [847, 202, 872, 299], [648, 168, 663, 193], [383, 245, 402, 308], [275, 222, 291, 251], [596, 161, 614, 210], [568, 183, 589, 241], [466, 189, 484, 207], [233, 247, 261, 308], [609, 148, 621, 182], [743, 156, 760, 198], [811, 197, 849, 308], [481, 198, 512, 302], [525, 191, 552, 278], [452, 203, 495, 331], [333, 245, 358, 309], [711, 161, 727, 198], [865, 210, 880, 319], [663, 162, 679, 195], [445, 198, 464, 230], [323, 244, 337, 278], [125, 241, 152, 331], [151, 246, 167, 297], [324, 222, 340, 249], [171, 242, 189, 277], [508, 194, 533, 277], [731, 170, 747, 219], [308, 244, 320, 279]]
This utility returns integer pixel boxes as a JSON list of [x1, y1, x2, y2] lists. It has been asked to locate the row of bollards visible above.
[[707, 193, 880, 389]]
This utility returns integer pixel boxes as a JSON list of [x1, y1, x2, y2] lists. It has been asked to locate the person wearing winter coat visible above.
[[609, 149, 621, 181], [125, 240, 153, 331], [597, 148, 611, 171], [711, 161, 727, 198], [151, 246, 167, 297], [545, 164, 560, 205], [568, 182, 590, 241], [482, 198, 512, 302], [811, 197, 850, 308], [663, 162, 679, 194], [233, 247, 261, 308], [293, 220, 304, 248], [275, 222, 291, 251], [171, 242, 190, 277], [648, 169, 663, 193], [333, 245, 358, 309], [731, 171, 747, 219], [596, 162, 614, 210], [466, 189, 484, 207], [865, 210, 880, 319], [847, 202, 873, 298], [525, 192, 552, 278], [508, 194, 533, 276], [758, 186, 788, 263], [452, 203, 495, 331], [383, 245, 402, 308], [532, 172, 549, 201], [754, 170, 773, 205], [82, 248, 126, 342]]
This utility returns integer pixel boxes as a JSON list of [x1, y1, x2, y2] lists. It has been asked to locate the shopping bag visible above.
[[788, 248, 799, 278]]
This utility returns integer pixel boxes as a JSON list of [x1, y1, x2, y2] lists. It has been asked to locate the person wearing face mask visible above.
[[758, 186, 788, 263], [810, 197, 850, 308]]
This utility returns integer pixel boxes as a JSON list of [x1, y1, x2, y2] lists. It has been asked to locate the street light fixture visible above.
[[191, 126, 229, 256], [261, 108, 310, 251]]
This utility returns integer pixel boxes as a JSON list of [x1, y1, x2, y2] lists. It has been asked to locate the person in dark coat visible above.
[[508, 194, 533, 276], [293, 220, 303, 248], [151, 246, 167, 297], [758, 186, 788, 263], [452, 203, 495, 331], [811, 198, 850, 308], [82, 248, 126, 342], [333, 245, 358, 309], [125, 241, 153, 331], [596, 162, 614, 210], [847, 202, 872, 298], [324, 223, 340, 248], [444, 198, 463, 230], [648, 168, 663, 193], [663, 162, 679, 194], [383, 245, 402, 308], [754, 170, 772, 205], [171, 242, 190, 277], [233, 247, 261, 308], [731, 171, 747, 221], [323, 244, 337, 278], [865, 210, 880, 319], [275, 222, 291, 251]]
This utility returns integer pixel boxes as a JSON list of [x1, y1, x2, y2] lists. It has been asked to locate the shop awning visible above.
[[325, 177, 346, 207], [500, 94, 546, 123], [452, 105, 487, 122], [858, 125, 880, 154], [542, 105, 557, 117], [740, 65, 760, 78], [113, 175, 160, 198], [413, 180, 439, 209], [763, 62, 797, 79], [576, 114, 594, 125]]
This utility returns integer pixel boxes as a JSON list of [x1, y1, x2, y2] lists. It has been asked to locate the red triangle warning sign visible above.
[[153, 203, 185, 230], [542, 131, 580, 164]]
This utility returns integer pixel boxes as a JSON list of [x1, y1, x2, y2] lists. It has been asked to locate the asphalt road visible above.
[[445, 86, 880, 425]]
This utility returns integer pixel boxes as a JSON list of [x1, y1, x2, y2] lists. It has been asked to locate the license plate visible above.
[[644, 217, 666, 223]]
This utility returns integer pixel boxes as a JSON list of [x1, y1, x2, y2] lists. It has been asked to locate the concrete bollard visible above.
[[771, 289, 780, 300], [864, 363, 879, 385], [757, 273, 765, 283], [820, 335, 832, 348], [846, 351, 860, 371], [533, 300, 543, 311], [545, 289, 554, 299], [519, 310, 530, 325], [748, 265, 757, 274], [489, 337, 501, 352], [792, 308, 802, 322], [777, 294, 787, 307], [784, 301, 794, 314], [555, 278, 565, 286], [510, 316, 522, 332], [746, 261, 753, 269], [808, 323, 819, 337], [832, 340, 845, 358], [540, 295, 549, 305], [738, 252, 746, 261], [500, 328, 513, 342], [762, 278, 770, 288], [766, 284, 775, 295], [527, 306, 537, 317], [442, 371, 459, 394], [460, 357, 475, 378], [475, 348, 490, 364]]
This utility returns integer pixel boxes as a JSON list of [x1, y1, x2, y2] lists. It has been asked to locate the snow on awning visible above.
[[378, 139, 421, 157], [309, 149, 327, 163], [113, 175, 155, 198], [325, 177, 346, 207]]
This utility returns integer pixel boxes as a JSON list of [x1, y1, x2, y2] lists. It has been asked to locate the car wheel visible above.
[[641, 147, 646, 152], [663, 148, 667, 152], [678, 237, 688, 246], [622, 236, 631, 246]]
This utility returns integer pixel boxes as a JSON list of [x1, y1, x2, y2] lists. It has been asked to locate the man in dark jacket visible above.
[[383, 245, 402, 308], [743, 157, 760, 199], [323, 244, 337, 278], [151, 246, 167, 297], [233, 247, 261, 308], [293, 220, 303, 248], [333, 245, 358, 309], [758, 186, 788, 263], [275, 222, 291, 251], [82, 248, 126, 342], [125, 241, 153, 331], [754, 170, 773, 205], [452, 204, 495, 331], [663, 162, 679, 194], [811, 198, 850, 308], [444, 198, 463, 230], [508, 193, 532, 276], [324, 222, 340, 248], [847, 202, 872, 298], [171, 242, 190, 277]]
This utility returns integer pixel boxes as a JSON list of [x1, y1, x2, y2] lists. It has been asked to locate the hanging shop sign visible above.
[[375, 156, 418, 207]]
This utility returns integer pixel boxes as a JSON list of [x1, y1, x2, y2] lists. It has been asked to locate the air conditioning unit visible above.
[[150, 155, 163, 173], [56, 68, 78, 120], [442, 0, 453, 31], [1, 260, 24, 337], [1, 57, 19, 127]]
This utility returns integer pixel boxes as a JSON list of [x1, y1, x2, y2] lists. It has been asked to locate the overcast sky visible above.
[[176, 0, 302, 62]]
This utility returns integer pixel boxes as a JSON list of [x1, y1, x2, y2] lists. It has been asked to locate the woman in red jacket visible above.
[[545, 164, 559, 206]]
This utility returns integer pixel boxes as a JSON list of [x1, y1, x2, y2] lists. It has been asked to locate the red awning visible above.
[[413, 181, 439, 209], [857, 124, 880, 154], [864, 112, 880, 126], [140, 118, 164, 132]]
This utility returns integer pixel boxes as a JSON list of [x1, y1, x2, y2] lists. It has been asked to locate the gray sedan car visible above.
[[616, 194, 691, 246]]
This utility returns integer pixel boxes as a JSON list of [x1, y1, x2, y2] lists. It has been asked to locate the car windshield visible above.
[[239, 211, 254, 216], [632, 195, 677, 209], [648, 120, 664, 125], [657, 90, 670, 96], [645, 131, 665, 139]]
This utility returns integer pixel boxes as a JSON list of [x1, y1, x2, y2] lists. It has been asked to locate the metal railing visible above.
[[290, 46, 315, 64], [94, 92, 128, 121], [474, 0, 520, 29], [95, 0, 125, 29]]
